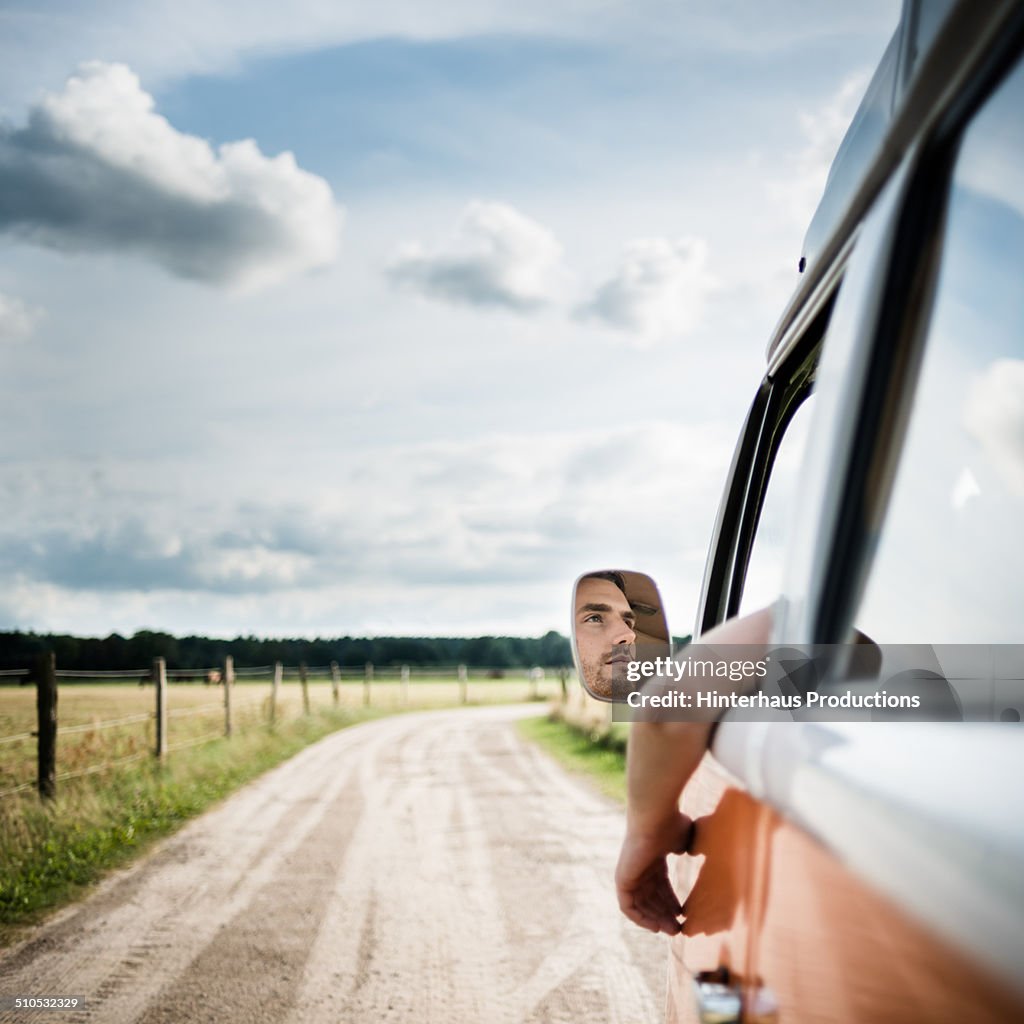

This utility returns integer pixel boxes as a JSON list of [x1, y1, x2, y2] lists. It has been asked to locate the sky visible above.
[[0, 0, 901, 641]]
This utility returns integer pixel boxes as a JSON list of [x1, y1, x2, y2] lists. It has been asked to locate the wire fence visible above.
[[0, 655, 570, 800]]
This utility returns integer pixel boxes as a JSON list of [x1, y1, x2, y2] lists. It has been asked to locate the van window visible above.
[[739, 393, 815, 614], [852, 58, 1024, 643]]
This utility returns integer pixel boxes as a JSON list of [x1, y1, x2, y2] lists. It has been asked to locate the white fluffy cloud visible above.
[[963, 359, 1024, 496], [387, 200, 566, 311], [576, 236, 718, 344], [769, 71, 870, 229], [0, 291, 43, 341], [0, 62, 343, 291]]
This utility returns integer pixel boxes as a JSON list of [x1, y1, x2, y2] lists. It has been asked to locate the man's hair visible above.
[[580, 570, 627, 596]]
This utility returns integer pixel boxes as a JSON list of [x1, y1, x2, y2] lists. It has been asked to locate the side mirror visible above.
[[571, 570, 671, 701]]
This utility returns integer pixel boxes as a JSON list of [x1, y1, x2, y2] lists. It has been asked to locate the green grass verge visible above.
[[0, 706, 381, 946], [517, 713, 627, 803]]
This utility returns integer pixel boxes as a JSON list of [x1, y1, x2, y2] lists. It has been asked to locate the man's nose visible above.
[[614, 621, 636, 645]]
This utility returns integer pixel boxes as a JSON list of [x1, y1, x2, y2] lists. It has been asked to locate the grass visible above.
[[0, 675, 556, 947], [517, 711, 628, 803], [0, 706, 385, 945], [0, 677, 558, 793]]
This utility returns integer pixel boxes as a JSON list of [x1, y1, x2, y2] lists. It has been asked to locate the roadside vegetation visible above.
[[517, 710, 628, 803], [0, 705, 381, 945]]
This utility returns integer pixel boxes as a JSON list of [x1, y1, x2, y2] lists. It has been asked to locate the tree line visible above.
[[0, 629, 573, 673]]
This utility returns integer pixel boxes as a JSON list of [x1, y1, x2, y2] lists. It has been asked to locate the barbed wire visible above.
[[54, 750, 152, 782], [57, 712, 153, 736], [0, 730, 35, 746], [166, 731, 225, 753], [0, 779, 35, 798], [166, 702, 224, 719], [56, 669, 151, 679], [0, 749, 152, 798]]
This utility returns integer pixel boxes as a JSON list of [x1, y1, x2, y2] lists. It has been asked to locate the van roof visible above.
[[764, 0, 1012, 368]]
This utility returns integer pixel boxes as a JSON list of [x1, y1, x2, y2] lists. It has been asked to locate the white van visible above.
[[573, 1, 1024, 1019]]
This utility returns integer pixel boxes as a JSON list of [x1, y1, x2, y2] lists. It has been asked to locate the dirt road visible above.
[[0, 705, 668, 1023]]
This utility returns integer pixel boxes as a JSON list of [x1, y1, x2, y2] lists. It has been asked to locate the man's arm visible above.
[[614, 605, 774, 935]]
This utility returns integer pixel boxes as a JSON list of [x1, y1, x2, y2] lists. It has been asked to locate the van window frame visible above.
[[696, 300, 832, 635], [701, 9, 1024, 645], [814, 20, 1024, 645]]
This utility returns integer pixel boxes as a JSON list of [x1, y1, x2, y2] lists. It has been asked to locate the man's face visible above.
[[574, 577, 637, 699]]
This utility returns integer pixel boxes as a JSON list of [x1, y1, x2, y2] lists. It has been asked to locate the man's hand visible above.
[[614, 812, 692, 935]]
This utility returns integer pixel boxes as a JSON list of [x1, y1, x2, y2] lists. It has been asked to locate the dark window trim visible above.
[[698, 297, 833, 634], [696, 383, 771, 635], [726, 315, 828, 620]]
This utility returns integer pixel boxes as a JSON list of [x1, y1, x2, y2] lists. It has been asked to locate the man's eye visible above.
[[584, 613, 603, 623]]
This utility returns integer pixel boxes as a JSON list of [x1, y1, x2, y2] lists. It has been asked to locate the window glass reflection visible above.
[[854, 60, 1024, 643]]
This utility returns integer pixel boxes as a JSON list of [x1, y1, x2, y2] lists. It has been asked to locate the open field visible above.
[[0, 675, 563, 794]]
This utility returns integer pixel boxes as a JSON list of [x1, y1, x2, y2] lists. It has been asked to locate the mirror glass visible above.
[[571, 570, 670, 701]]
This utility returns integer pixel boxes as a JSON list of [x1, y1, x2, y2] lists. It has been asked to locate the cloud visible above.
[[575, 236, 718, 343], [0, 516, 316, 595], [0, 421, 732, 603], [769, 71, 871, 229], [0, 291, 43, 341], [387, 200, 565, 311], [963, 359, 1024, 497], [0, 61, 343, 291]]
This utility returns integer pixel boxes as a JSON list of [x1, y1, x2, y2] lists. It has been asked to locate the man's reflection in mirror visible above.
[[574, 571, 637, 699]]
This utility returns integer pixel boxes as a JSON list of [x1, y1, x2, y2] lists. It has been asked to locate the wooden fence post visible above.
[[364, 662, 373, 707], [528, 667, 544, 700], [458, 664, 468, 705], [154, 657, 167, 762], [224, 655, 234, 738], [271, 661, 282, 726], [330, 661, 340, 706], [35, 651, 57, 800], [300, 662, 310, 715], [401, 664, 410, 704]]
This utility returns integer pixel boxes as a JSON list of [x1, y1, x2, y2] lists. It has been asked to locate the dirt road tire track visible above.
[[0, 705, 667, 1023]]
